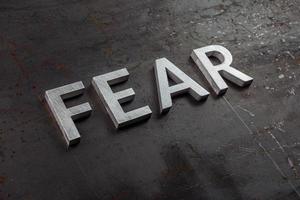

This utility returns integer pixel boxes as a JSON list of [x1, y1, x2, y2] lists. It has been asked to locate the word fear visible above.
[[45, 45, 253, 146]]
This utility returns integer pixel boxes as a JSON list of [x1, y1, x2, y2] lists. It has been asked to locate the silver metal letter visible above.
[[92, 68, 152, 128], [45, 81, 92, 146], [154, 58, 209, 113], [191, 45, 253, 95]]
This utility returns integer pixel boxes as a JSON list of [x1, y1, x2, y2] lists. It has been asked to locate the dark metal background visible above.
[[1, 0, 300, 199]]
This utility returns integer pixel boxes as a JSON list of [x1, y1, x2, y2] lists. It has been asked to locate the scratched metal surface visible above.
[[1, 0, 300, 199]]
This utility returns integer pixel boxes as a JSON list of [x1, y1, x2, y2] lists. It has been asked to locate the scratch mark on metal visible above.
[[237, 105, 255, 117], [270, 133, 285, 153], [222, 96, 300, 198]]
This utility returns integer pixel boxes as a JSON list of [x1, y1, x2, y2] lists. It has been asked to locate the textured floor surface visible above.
[[1, 0, 300, 199]]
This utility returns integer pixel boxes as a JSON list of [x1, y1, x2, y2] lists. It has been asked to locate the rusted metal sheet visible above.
[[1, 0, 300, 199]]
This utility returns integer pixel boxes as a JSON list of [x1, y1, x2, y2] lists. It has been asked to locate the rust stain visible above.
[[0, 176, 6, 185], [112, 191, 129, 200], [55, 63, 67, 70], [6, 39, 31, 80], [295, 56, 300, 65], [103, 47, 113, 56], [88, 15, 112, 31], [1, 34, 71, 94], [161, 164, 193, 177]]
